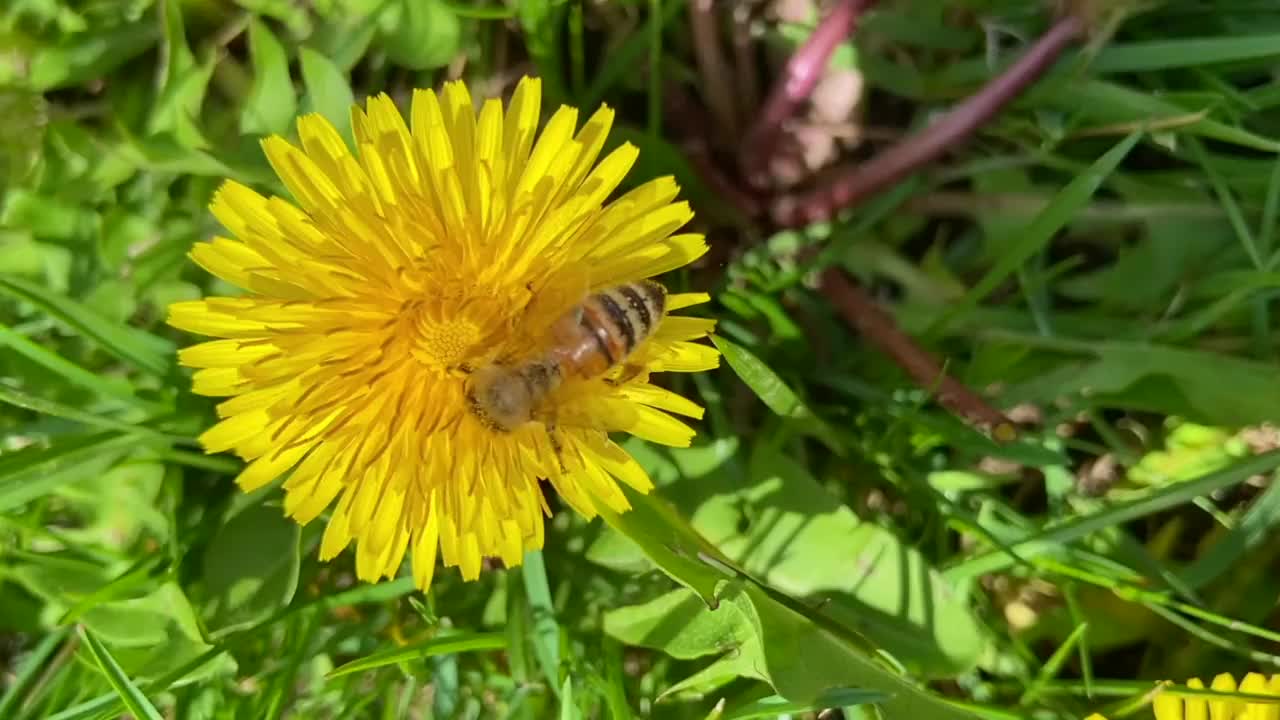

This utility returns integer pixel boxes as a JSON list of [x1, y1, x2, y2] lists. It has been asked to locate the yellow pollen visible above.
[[410, 312, 482, 369]]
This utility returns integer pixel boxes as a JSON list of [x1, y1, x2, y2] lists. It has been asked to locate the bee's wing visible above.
[[523, 269, 593, 345]]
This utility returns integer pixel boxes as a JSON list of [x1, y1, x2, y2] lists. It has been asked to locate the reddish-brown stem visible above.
[[819, 268, 1015, 437], [771, 12, 1086, 227], [689, 0, 739, 140], [740, 0, 874, 184]]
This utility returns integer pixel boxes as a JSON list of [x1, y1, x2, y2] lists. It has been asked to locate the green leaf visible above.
[[662, 649, 758, 701], [1, 190, 96, 240], [609, 440, 987, 677], [201, 501, 301, 636], [306, 7, 384, 71], [299, 47, 356, 145], [0, 274, 174, 376], [326, 631, 506, 678], [0, 90, 47, 184], [147, 0, 213, 148], [380, 0, 462, 70], [27, 24, 160, 91], [77, 626, 164, 720], [607, 581, 975, 719], [713, 447, 987, 676], [605, 589, 755, 661], [596, 487, 736, 606], [709, 335, 843, 452], [599, 470, 978, 716], [77, 581, 227, 685], [240, 19, 298, 136], [44, 638, 231, 720]]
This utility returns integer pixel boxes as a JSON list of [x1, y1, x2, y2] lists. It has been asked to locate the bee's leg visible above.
[[545, 425, 569, 473], [538, 410, 569, 473], [547, 428, 566, 470], [603, 362, 647, 387]]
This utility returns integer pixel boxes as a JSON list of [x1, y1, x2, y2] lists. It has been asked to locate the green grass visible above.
[[5, 1, 1280, 718]]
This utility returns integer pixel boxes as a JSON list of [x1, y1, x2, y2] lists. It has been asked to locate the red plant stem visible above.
[[740, 0, 874, 184], [771, 12, 1086, 228], [819, 268, 1014, 437]]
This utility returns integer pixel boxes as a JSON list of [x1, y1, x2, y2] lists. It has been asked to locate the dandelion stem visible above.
[[771, 12, 1086, 227], [740, 0, 875, 184]]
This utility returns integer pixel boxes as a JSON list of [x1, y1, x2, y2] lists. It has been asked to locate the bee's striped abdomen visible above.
[[553, 280, 667, 379], [589, 280, 665, 353]]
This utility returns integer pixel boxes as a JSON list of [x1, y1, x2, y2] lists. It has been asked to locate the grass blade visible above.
[[945, 449, 1280, 582], [0, 322, 153, 409], [517, 1, 567, 103], [0, 274, 173, 376], [0, 384, 185, 441], [522, 550, 562, 695], [0, 626, 71, 718], [581, 0, 683, 109], [929, 130, 1141, 334], [1089, 33, 1280, 73], [77, 626, 164, 720], [709, 334, 842, 452], [326, 631, 505, 679], [558, 676, 577, 720], [0, 431, 141, 512]]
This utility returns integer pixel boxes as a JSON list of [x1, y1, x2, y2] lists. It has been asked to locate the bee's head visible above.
[[465, 365, 535, 432]]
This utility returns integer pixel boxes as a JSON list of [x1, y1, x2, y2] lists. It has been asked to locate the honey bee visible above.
[[465, 279, 668, 433]]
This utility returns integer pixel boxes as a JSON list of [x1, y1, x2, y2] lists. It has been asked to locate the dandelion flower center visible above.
[[168, 77, 720, 591], [408, 303, 485, 370]]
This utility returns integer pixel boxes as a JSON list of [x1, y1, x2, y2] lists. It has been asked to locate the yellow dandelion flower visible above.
[[1152, 673, 1280, 720], [167, 76, 719, 590]]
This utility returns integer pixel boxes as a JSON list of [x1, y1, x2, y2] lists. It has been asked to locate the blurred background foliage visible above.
[[5, 0, 1280, 718]]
